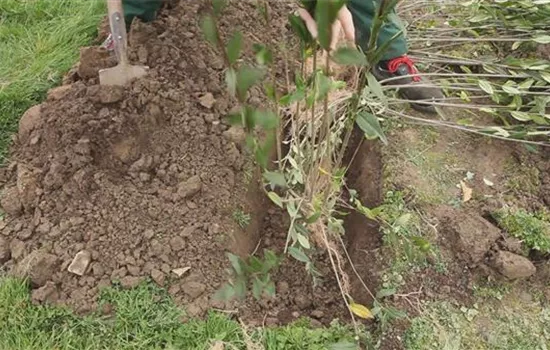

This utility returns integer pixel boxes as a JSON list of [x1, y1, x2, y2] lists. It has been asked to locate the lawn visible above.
[[0, 0, 105, 162], [0, 278, 359, 349]]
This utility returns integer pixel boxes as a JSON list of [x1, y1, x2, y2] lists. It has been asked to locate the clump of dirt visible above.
[[0, 0, 348, 323]]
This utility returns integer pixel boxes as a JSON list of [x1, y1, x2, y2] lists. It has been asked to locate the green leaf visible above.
[[264, 171, 287, 188], [289, 246, 310, 263], [478, 80, 494, 95], [200, 15, 218, 47], [213, 283, 235, 301], [225, 109, 243, 126], [367, 72, 385, 101], [297, 234, 311, 249], [510, 111, 532, 122], [253, 44, 273, 66], [394, 213, 412, 228], [533, 35, 550, 44], [355, 111, 387, 145], [540, 71, 550, 84], [212, 0, 227, 16], [306, 211, 321, 224], [502, 85, 521, 95], [253, 109, 279, 129], [331, 47, 368, 66], [227, 253, 243, 275], [252, 278, 262, 300], [234, 278, 247, 299], [267, 191, 284, 209], [314, 0, 346, 50], [329, 342, 358, 350], [226, 31, 242, 65], [288, 13, 313, 45], [376, 288, 396, 298], [411, 236, 432, 252], [236, 66, 266, 101], [316, 72, 333, 101], [225, 68, 237, 97]]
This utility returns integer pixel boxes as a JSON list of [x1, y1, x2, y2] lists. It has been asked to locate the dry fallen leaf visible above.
[[349, 302, 374, 319], [460, 180, 473, 202], [483, 177, 494, 187], [172, 267, 191, 277]]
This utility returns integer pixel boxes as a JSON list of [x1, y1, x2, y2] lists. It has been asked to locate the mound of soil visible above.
[[0, 0, 349, 324]]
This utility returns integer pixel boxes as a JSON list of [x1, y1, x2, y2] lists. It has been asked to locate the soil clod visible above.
[[491, 250, 536, 279]]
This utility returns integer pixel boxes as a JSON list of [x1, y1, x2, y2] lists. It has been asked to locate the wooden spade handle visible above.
[[106, 0, 128, 66]]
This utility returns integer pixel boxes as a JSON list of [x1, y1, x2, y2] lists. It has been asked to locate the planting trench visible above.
[[0, 0, 384, 326]]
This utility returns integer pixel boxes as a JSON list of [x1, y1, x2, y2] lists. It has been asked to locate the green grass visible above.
[[492, 208, 550, 253], [0, 277, 359, 350], [404, 293, 550, 350], [0, 0, 104, 161]]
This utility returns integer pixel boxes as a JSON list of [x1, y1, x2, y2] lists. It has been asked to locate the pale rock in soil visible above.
[[18, 104, 42, 140], [199, 93, 216, 109], [0, 237, 10, 263], [491, 250, 536, 279], [151, 269, 165, 286], [1, 186, 23, 217], [47, 85, 72, 101], [68, 250, 92, 276], [12, 250, 59, 287], [31, 281, 59, 304], [177, 176, 202, 199]]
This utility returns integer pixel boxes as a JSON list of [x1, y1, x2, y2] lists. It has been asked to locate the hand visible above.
[[296, 5, 355, 50]]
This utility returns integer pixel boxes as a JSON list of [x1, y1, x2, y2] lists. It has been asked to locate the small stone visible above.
[[151, 269, 165, 286], [310, 310, 324, 319], [170, 236, 185, 251], [292, 311, 300, 318], [0, 237, 10, 264], [68, 250, 91, 276], [177, 176, 202, 199], [182, 281, 206, 299], [199, 93, 216, 109], [120, 276, 142, 289], [172, 267, 191, 277], [491, 250, 536, 279]]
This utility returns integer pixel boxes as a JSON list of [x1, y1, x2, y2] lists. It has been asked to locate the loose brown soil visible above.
[[0, 0, 347, 323]]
